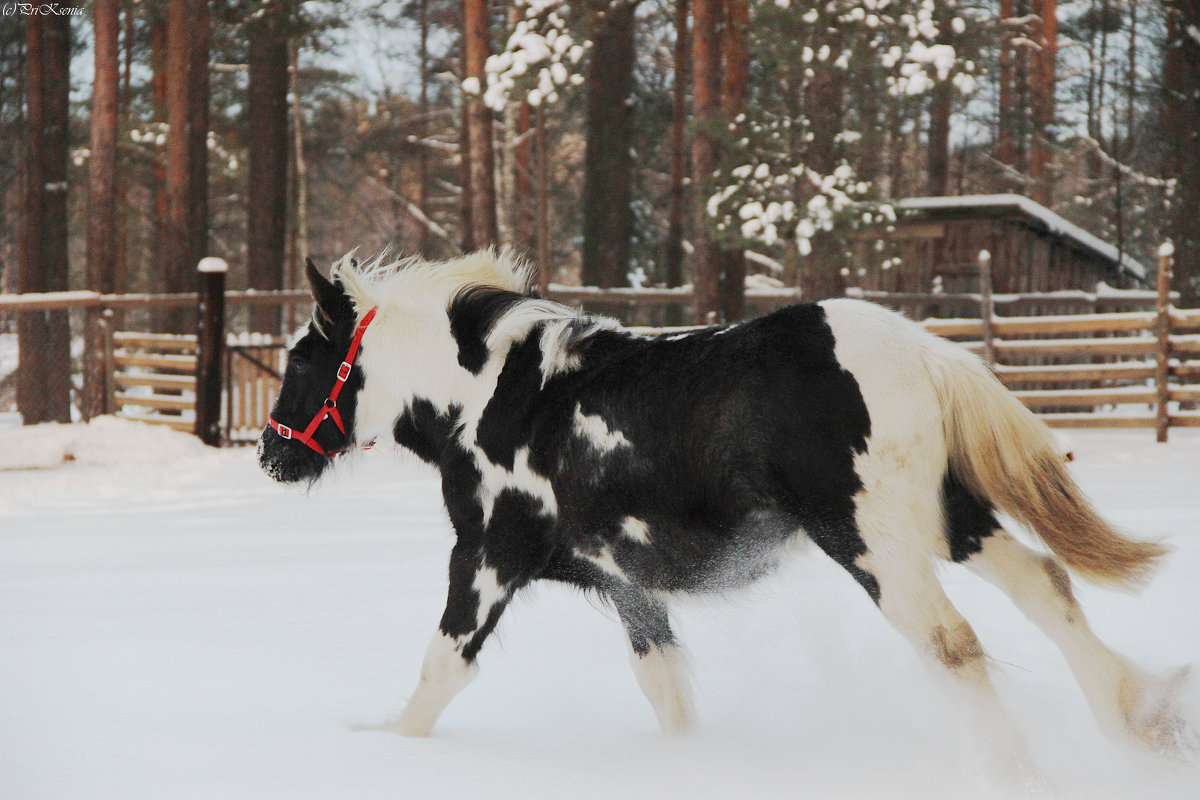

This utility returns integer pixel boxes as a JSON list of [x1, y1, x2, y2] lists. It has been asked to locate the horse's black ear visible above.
[[306, 258, 345, 322]]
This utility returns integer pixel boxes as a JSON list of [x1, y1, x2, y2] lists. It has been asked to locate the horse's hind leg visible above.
[[860, 551, 1047, 784], [867, 555, 1014, 724], [611, 587, 694, 734], [959, 526, 1194, 755], [838, 478, 1035, 775]]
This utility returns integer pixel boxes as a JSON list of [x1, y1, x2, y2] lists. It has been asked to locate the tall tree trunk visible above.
[[1164, 0, 1200, 302], [18, 14, 72, 424], [463, 0, 498, 248], [188, 0, 210, 270], [1083, 0, 1101, 181], [996, 0, 1016, 172], [247, 2, 291, 333], [117, 0, 134, 296], [1097, 0, 1110, 164], [89, 0, 120, 296], [535, 104, 551, 292], [662, 0, 689, 290], [85, 0, 121, 418], [163, 0, 192, 320], [717, 0, 748, 321], [1029, 0, 1057, 204], [151, 10, 168, 289], [927, 9, 954, 196], [290, 40, 308, 270], [460, 94, 476, 252], [418, 0, 433, 254], [1114, 1, 1138, 264], [1013, 0, 1032, 174], [582, 0, 638, 288], [513, 101, 534, 255], [798, 59, 847, 300], [691, 0, 721, 323]]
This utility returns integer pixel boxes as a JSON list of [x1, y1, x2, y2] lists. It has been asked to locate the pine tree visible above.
[[247, 0, 292, 332], [661, 0, 689, 290], [88, 0, 120, 296], [163, 0, 192, 309], [18, 14, 71, 423], [464, 0, 499, 247], [582, 0, 639, 288], [691, 0, 721, 323], [1164, 0, 1200, 300]]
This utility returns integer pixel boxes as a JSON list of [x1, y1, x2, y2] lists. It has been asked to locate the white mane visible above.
[[329, 248, 537, 314], [338, 248, 597, 443]]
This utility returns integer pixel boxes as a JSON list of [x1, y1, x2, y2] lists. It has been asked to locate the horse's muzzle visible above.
[[257, 426, 329, 484]]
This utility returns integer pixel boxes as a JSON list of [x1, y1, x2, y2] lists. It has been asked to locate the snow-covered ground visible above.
[[1, 418, 1197, 800]]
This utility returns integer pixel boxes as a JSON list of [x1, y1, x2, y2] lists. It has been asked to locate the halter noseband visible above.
[[268, 307, 378, 457]]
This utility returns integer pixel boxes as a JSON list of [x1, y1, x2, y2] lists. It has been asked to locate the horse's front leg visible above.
[[391, 542, 512, 737], [612, 587, 695, 734]]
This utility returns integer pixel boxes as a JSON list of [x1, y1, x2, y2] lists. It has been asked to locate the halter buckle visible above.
[[336, 362, 352, 382], [276, 423, 293, 440]]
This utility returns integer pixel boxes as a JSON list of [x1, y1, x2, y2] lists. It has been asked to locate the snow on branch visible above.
[[1078, 136, 1177, 189], [464, 0, 587, 111]]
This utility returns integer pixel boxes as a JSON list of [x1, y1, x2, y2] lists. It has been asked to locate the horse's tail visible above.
[[923, 337, 1166, 588]]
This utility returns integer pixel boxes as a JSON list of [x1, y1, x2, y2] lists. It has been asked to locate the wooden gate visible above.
[[107, 331, 287, 442], [224, 335, 288, 444], [110, 331, 197, 432]]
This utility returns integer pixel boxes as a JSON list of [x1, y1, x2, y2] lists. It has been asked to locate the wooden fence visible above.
[[1, 251, 1195, 442], [920, 309, 1200, 436], [0, 285, 309, 442], [79, 300, 1200, 444]]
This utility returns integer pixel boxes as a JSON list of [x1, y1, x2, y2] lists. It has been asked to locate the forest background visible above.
[[3, 0, 1200, 423]]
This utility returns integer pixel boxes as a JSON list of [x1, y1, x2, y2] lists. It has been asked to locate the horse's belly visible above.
[[569, 508, 805, 594]]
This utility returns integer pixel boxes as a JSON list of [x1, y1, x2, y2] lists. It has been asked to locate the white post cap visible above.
[[197, 257, 229, 273]]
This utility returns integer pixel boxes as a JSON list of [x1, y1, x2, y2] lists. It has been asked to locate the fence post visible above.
[[1154, 243, 1174, 443], [100, 309, 115, 416], [978, 249, 996, 368], [81, 305, 105, 420], [196, 257, 228, 446]]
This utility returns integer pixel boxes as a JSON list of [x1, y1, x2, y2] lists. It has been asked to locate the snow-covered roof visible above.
[[895, 194, 1148, 281]]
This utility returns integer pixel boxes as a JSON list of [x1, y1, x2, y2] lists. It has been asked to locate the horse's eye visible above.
[[289, 358, 310, 375]]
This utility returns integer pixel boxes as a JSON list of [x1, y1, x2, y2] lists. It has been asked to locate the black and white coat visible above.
[[258, 251, 1189, 759]]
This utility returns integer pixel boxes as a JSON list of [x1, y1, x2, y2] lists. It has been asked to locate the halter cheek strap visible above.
[[268, 307, 378, 457]]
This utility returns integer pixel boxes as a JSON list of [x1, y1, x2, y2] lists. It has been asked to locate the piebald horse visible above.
[[258, 250, 1193, 764]]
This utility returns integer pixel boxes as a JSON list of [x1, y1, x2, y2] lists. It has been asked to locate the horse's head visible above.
[[257, 259, 368, 484]]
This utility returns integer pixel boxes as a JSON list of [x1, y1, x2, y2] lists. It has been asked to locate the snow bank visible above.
[[0, 416, 214, 471], [0, 416, 250, 516]]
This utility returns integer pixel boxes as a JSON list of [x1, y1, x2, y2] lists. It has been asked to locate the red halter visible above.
[[268, 307, 378, 456]]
